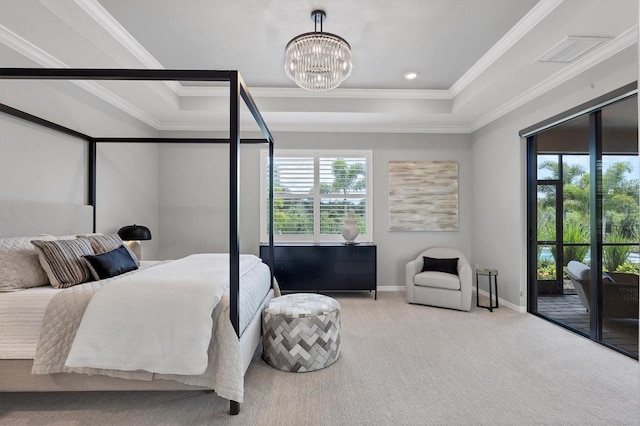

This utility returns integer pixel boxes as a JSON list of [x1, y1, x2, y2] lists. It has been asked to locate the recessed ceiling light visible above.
[[404, 72, 418, 80]]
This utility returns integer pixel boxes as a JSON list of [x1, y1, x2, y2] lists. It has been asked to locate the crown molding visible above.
[[0, 24, 161, 129], [74, 0, 158, 67], [267, 123, 473, 134], [0, 24, 62, 68], [74, 0, 182, 94], [449, 0, 564, 96], [176, 85, 453, 100], [156, 120, 472, 134], [251, 87, 452, 100], [469, 25, 639, 133]]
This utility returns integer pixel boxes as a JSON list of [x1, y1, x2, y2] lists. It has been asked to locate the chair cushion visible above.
[[566, 261, 590, 280], [414, 271, 461, 290], [567, 260, 617, 283]]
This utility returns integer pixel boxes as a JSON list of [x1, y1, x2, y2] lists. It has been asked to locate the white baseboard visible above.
[[473, 288, 526, 313], [380, 285, 526, 313], [378, 285, 406, 292]]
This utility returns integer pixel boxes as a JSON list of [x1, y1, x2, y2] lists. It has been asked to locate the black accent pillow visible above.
[[422, 256, 459, 276], [82, 245, 138, 280]]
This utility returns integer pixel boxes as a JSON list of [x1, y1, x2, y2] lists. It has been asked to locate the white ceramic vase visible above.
[[341, 213, 360, 244]]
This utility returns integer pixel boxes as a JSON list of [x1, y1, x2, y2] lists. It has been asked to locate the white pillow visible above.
[[0, 235, 57, 291]]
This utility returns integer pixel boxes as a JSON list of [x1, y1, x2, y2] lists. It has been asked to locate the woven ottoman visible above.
[[262, 293, 341, 372]]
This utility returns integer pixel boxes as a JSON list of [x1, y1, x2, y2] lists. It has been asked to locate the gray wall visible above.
[[470, 45, 638, 310], [157, 132, 473, 288]]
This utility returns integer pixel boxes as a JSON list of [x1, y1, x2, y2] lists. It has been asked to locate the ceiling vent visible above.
[[537, 36, 613, 63]]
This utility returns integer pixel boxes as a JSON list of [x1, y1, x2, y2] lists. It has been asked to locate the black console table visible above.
[[259, 243, 377, 299]]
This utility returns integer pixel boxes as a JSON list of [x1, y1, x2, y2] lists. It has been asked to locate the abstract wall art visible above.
[[388, 160, 458, 231]]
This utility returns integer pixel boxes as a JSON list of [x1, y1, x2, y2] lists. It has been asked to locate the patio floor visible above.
[[537, 293, 638, 358]]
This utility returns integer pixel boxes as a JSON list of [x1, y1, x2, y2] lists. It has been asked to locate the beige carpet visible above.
[[1, 291, 638, 425]]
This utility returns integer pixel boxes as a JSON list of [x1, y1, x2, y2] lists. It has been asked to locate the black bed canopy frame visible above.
[[0, 68, 275, 415]]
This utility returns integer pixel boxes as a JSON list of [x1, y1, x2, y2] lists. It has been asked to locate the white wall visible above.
[[157, 132, 473, 288], [158, 142, 260, 260], [0, 98, 161, 259], [96, 143, 160, 260], [470, 45, 638, 309], [0, 114, 87, 204]]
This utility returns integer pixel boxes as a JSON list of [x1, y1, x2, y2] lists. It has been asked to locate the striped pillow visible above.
[[79, 234, 139, 266], [31, 239, 96, 289]]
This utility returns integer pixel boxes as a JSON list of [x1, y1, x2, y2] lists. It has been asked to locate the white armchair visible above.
[[405, 247, 472, 311]]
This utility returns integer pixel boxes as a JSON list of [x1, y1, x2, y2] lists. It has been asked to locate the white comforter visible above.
[[65, 253, 261, 376]]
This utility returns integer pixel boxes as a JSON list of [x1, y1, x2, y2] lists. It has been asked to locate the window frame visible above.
[[260, 149, 373, 243]]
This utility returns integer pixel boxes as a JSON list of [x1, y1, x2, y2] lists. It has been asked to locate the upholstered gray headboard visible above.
[[0, 200, 93, 238]]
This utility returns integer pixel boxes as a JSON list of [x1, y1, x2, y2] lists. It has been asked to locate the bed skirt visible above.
[[0, 359, 209, 391]]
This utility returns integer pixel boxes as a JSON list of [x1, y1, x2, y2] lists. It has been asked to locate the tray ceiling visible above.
[[0, 0, 637, 134]]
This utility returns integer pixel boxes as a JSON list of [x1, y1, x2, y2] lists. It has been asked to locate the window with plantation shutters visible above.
[[260, 150, 372, 242]]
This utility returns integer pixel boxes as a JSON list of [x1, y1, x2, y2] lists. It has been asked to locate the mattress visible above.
[[0, 259, 272, 359], [0, 286, 59, 359], [238, 261, 271, 335]]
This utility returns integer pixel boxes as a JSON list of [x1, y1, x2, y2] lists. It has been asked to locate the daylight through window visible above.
[[260, 150, 372, 242]]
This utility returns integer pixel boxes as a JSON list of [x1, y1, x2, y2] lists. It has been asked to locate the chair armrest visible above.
[[457, 261, 473, 311], [405, 258, 422, 303], [406, 258, 422, 285], [458, 263, 472, 292]]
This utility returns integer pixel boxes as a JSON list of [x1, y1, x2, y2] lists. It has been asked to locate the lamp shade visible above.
[[117, 224, 152, 241]]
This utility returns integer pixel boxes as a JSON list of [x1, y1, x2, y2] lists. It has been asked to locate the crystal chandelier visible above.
[[284, 10, 352, 91]]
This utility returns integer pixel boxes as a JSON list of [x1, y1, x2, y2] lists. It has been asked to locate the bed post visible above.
[[268, 138, 274, 282], [88, 139, 97, 233], [229, 71, 241, 416], [236, 76, 276, 287]]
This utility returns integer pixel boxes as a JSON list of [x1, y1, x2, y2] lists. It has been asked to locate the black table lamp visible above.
[[118, 224, 151, 260]]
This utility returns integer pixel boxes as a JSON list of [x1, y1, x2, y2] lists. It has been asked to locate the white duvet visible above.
[[65, 253, 261, 376]]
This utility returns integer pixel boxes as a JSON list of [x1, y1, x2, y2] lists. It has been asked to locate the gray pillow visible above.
[[78, 234, 139, 266]]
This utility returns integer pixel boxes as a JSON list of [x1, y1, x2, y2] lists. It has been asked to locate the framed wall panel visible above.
[[388, 160, 458, 231]]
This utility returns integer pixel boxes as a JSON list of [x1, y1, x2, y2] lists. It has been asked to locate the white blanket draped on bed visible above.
[[65, 253, 261, 376]]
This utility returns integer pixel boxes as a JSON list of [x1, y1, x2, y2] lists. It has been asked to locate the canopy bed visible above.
[[0, 68, 275, 415]]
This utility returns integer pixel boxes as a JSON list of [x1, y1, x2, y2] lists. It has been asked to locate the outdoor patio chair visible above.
[[566, 260, 639, 319]]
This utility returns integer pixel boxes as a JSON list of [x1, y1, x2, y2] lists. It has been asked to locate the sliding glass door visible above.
[[600, 97, 639, 354], [527, 93, 638, 359]]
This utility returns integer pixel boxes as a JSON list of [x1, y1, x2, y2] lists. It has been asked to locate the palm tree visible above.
[[319, 158, 366, 233], [321, 158, 365, 195]]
